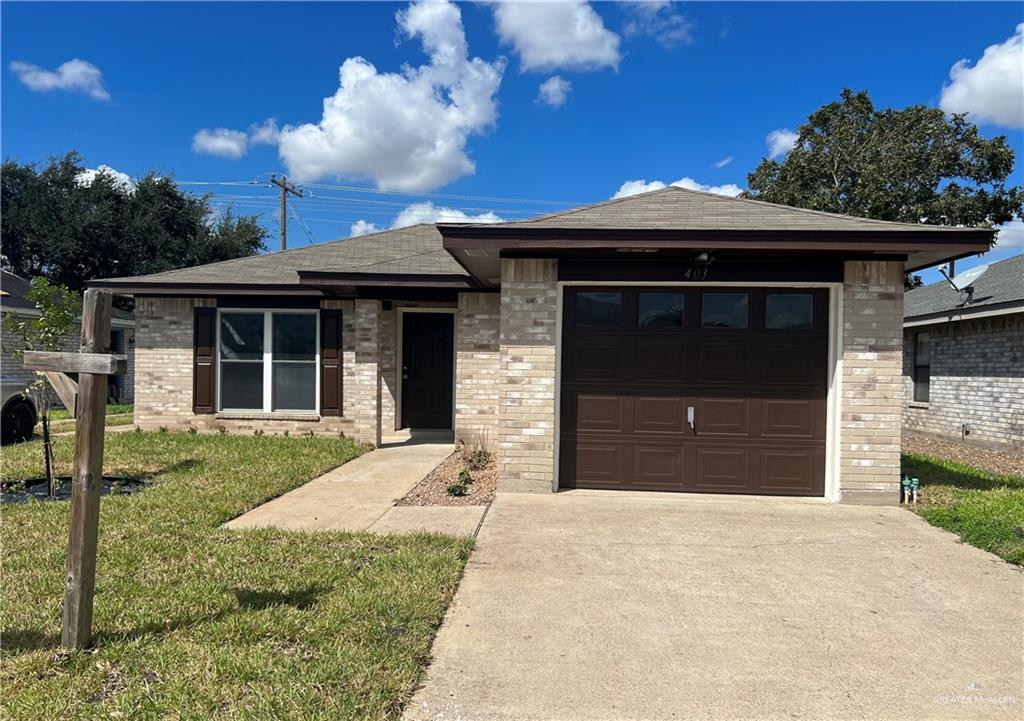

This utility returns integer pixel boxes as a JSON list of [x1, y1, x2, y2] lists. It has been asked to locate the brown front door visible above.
[[560, 287, 829, 496], [401, 312, 454, 430]]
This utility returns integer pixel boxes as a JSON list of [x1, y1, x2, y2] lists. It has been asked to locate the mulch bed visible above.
[[1, 476, 147, 504], [903, 433, 1024, 478], [398, 445, 497, 507]]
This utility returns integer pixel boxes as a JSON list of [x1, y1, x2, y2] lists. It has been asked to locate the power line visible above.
[[286, 194, 317, 246]]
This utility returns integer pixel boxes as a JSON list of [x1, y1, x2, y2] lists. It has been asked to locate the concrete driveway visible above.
[[405, 492, 1023, 721]]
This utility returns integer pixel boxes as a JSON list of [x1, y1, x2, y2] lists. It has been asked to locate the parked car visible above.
[[1, 376, 37, 444]]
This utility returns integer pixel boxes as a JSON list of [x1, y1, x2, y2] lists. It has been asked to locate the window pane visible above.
[[766, 293, 813, 329], [221, 361, 264, 409], [273, 313, 317, 361], [915, 333, 931, 365], [220, 313, 263, 360], [576, 292, 622, 327], [273, 362, 316, 411], [702, 293, 748, 328], [639, 293, 684, 327], [913, 370, 930, 403]]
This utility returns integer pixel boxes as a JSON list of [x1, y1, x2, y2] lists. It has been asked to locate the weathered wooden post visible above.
[[23, 288, 126, 650]]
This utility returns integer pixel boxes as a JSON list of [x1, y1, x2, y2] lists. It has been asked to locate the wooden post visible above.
[[61, 288, 113, 650]]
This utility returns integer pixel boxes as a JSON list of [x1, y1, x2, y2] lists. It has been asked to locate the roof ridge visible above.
[[485, 185, 679, 226]]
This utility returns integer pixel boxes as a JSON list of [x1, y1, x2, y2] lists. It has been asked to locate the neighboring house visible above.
[[90, 187, 993, 504], [903, 255, 1024, 447], [1, 270, 136, 404]]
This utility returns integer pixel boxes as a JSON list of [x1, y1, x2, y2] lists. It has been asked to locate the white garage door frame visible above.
[[554, 280, 844, 502]]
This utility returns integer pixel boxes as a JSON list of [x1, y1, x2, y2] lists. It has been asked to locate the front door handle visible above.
[[687, 406, 695, 431]]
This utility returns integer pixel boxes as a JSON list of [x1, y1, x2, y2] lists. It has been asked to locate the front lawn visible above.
[[902, 453, 1024, 566], [47, 403, 134, 433], [1, 431, 472, 719], [48, 402, 134, 421]]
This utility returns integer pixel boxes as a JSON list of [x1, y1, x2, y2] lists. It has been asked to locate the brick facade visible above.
[[2, 311, 135, 408], [455, 292, 500, 446], [839, 261, 905, 504], [497, 259, 559, 493], [903, 313, 1024, 447], [350, 299, 382, 446]]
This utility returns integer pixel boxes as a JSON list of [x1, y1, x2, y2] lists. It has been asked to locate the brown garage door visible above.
[[559, 287, 829, 496]]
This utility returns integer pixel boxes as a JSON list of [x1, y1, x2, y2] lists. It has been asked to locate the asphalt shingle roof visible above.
[[471, 186, 983, 233], [95, 223, 465, 286], [904, 255, 1024, 319], [2, 270, 133, 321]]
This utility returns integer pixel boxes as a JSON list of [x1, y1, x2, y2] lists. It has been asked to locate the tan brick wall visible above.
[[350, 299, 382, 446], [380, 308, 398, 432], [498, 259, 558, 492], [455, 292, 500, 447], [133, 297, 353, 436], [840, 260, 904, 504]]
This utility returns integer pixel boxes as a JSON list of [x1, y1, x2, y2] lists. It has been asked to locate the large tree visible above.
[[1, 151, 267, 291], [745, 89, 1022, 285]]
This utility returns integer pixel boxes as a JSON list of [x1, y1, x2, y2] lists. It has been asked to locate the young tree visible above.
[[1, 152, 268, 295], [744, 89, 1023, 286], [4, 278, 79, 497]]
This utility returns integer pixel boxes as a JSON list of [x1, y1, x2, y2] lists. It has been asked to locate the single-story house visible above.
[[90, 187, 994, 504], [903, 254, 1024, 447], [1, 270, 136, 404]]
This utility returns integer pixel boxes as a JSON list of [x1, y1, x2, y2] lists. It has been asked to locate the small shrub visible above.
[[254, 429, 264, 437], [159, 426, 168, 433], [218, 427, 227, 435], [188, 427, 198, 435], [458, 468, 474, 485], [446, 483, 469, 497]]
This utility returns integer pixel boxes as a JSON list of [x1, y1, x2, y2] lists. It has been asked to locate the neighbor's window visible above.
[[913, 332, 931, 403], [766, 293, 814, 329], [639, 292, 684, 327], [575, 292, 622, 327], [701, 293, 748, 328], [219, 311, 318, 412]]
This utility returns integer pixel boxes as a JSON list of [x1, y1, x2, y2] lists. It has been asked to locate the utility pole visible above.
[[269, 174, 303, 251]]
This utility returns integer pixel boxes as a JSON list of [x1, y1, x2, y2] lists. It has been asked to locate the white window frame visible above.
[[216, 308, 320, 414]]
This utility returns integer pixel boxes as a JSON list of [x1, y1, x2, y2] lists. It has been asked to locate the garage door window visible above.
[[638, 292, 684, 327], [702, 293, 748, 328], [766, 293, 814, 329], [576, 292, 622, 327]]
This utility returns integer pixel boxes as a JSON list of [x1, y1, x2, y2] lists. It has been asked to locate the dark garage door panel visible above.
[[560, 287, 829, 496]]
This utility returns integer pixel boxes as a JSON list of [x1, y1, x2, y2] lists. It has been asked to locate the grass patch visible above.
[[48, 403, 133, 421], [902, 453, 1024, 566], [1, 432, 472, 719]]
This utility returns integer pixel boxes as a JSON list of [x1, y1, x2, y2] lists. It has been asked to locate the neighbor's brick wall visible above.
[[455, 292, 500, 447], [133, 296, 353, 436], [1, 312, 135, 407], [840, 261, 904, 504], [903, 314, 1024, 447], [498, 259, 558, 492]]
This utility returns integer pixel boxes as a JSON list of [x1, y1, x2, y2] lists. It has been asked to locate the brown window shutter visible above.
[[320, 309, 343, 416], [193, 307, 216, 414]]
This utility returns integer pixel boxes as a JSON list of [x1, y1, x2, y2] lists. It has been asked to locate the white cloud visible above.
[[613, 179, 667, 198], [766, 128, 799, 159], [492, 1, 620, 72], [277, 0, 504, 192], [349, 201, 504, 237], [191, 128, 248, 159], [9, 58, 110, 101], [537, 76, 572, 107], [940, 23, 1024, 129], [671, 177, 743, 197], [249, 118, 280, 145], [713, 156, 734, 169], [996, 219, 1024, 248], [74, 164, 135, 193], [349, 220, 380, 237], [613, 176, 743, 199], [622, 1, 693, 48]]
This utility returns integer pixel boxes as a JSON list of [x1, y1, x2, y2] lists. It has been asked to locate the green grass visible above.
[[48, 403, 133, 421], [902, 453, 1024, 566], [1, 432, 473, 719]]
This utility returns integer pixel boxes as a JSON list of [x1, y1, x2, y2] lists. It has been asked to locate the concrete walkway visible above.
[[225, 437, 485, 536], [405, 491, 1024, 721]]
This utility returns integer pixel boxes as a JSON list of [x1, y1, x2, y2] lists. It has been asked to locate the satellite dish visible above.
[[940, 263, 989, 307]]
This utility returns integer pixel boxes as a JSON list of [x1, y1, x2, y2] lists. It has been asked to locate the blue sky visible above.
[[3, 1, 1022, 284]]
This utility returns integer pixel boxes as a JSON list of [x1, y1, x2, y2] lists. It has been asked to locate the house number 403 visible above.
[[682, 266, 709, 281]]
